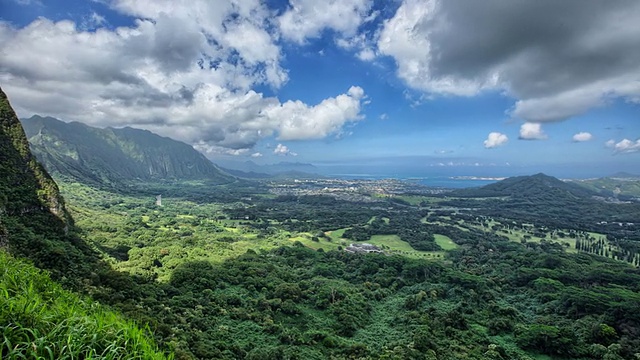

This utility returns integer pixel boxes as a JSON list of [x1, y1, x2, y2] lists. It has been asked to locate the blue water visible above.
[[328, 173, 498, 189]]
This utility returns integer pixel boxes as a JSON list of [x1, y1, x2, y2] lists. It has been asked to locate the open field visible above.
[[434, 234, 458, 250]]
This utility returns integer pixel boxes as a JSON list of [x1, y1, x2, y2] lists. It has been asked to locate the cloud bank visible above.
[[377, 0, 640, 122], [0, 1, 367, 155]]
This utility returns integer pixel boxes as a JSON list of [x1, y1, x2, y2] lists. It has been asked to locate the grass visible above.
[[0, 251, 171, 359], [434, 234, 458, 250], [325, 228, 349, 241], [289, 235, 344, 251], [366, 235, 413, 252], [361, 235, 445, 259]]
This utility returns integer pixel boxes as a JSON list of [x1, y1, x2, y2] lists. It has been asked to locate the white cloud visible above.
[[0, 12, 366, 152], [80, 12, 108, 31], [193, 143, 250, 156], [572, 132, 593, 142], [13, 0, 42, 5], [379, 113, 388, 120], [263, 86, 366, 140], [336, 33, 376, 62], [483, 132, 508, 148], [519, 123, 547, 140], [377, 0, 640, 122], [607, 139, 640, 154], [278, 0, 374, 44], [250, 152, 263, 158], [377, 0, 493, 96], [357, 48, 376, 61], [274, 143, 297, 156]]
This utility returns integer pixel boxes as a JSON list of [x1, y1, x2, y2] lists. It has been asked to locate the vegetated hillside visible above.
[[444, 173, 640, 232], [572, 175, 640, 199], [0, 88, 90, 276], [451, 173, 596, 200], [21, 115, 233, 186], [0, 252, 169, 359], [0, 87, 170, 359]]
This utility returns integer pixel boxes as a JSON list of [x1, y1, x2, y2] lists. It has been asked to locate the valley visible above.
[[2, 0, 640, 358], [53, 172, 640, 359], [2, 98, 640, 359]]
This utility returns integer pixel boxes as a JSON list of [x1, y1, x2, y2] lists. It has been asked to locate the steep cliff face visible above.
[[21, 115, 232, 186], [0, 88, 87, 278], [0, 88, 69, 223]]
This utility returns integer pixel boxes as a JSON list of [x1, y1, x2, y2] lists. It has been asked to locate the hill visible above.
[[451, 173, 597, 200], [609, 172, 640, 179], [21, 115, 232, 186], [572, 175, 640, 199], [445, 173, 640, 230]]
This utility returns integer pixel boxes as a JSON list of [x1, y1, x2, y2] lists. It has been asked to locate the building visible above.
[[345, 243, 383, 254]]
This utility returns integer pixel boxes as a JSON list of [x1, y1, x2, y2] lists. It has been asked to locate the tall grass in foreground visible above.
[[0, 251, 172, 359]]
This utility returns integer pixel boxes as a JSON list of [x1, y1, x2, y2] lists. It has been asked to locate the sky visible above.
[[1, 0, 639, 178]]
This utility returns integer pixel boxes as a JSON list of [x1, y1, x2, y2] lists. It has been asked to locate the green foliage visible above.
[[5, 103, 640, 360], [21, 115, 233, 187], [0, 251, 170, 359], [574, 175, 640, 199]]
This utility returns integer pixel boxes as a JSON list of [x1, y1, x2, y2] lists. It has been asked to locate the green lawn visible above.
[[326, 227, 349, 241], [290, 233, 345, 251], [434, 234, 458, 250]]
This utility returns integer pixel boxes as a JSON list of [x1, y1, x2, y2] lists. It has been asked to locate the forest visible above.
[[27, 177, 637, 360]]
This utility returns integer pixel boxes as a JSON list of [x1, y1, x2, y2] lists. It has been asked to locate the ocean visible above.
[[328, 173, 499, 189]]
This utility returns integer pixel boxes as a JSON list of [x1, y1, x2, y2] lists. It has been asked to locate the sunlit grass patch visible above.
[[434, 234, 458, 250], [0, 252, 170, 359]]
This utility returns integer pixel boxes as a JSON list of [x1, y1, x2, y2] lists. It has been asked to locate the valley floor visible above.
[[46, 177, 640, 360]]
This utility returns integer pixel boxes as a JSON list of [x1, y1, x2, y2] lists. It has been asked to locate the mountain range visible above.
[[21, 115, 232, 186], [216, 159, 320, 178]]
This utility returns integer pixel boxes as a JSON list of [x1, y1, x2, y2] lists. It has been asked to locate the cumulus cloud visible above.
[[263, 86, 365, 140], [250, 152, 263, 158], [278, 0, 374, 44], [274, 144, 297, 156], [606, 139, 640, 154], [377, 0, 640, 122], [0, 8, 366, 154], [483, 132, 508, 149], [572, 132, 593, 142], [519, 123, 547, 140]]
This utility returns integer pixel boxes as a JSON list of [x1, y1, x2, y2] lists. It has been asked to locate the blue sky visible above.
[[1, 0, 639, 177]]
